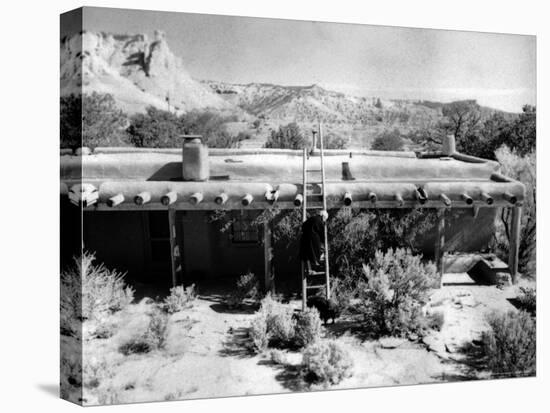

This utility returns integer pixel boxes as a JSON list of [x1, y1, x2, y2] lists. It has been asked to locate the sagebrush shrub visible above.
[[328, 277, 355, 315], [228, 272, 260, 307], [250, 312, 269, 353], [81, 252, 134, 319], [356, 248, 437, 337], [294, 307, 323, 347], [268, 349, 290, 365], [83, 357, 111, 389], [516, 287, 536, 316], [84, 320, 117, 340], [482, 310, 536, 376], [212, 207, 440, 291], [61, 252, 134, 331], [119, 310, 169, 355], [263, 296, 296, 346], [250, 295, 326, 352], [302, 340, 353, 385], [118, 338, 152, 356], [144, 309, 169, 350], [61, 263, 83, 336], [425, 311, 445, 332], [328, 209, 438, 283], [249, 295, 297, 351], [163, 284, 196, 314], [96, 384, 122, 405], [237, 272, 260, 300], [60, 351, 82, 401]]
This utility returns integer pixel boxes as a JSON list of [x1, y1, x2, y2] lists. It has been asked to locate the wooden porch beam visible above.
[[168, 208, 178, 287], [435, 209, 446, 287], [263, 221, 274, 293], [508, 206, 522, 284]]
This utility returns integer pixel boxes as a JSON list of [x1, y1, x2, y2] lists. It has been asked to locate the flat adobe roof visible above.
[[61, 148, 525, 210]]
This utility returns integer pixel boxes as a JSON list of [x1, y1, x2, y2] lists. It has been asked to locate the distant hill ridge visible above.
[[61, 30, 510, 141]]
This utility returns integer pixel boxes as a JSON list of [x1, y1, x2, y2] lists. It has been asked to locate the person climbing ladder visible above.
[[300, 122, 331, 310], [299, 210, 328, 268]]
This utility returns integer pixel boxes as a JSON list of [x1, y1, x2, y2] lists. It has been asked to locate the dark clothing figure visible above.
[[299, 215, 325, 265]]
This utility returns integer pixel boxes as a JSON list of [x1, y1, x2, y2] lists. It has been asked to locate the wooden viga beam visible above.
[[107, 193, 124, 207], [439, 193, 452, 207], [190, 192, 203, 205], [97, 181, 292, 207], [91, 180, 525, 208], [480, 192, 494, 205], [423, 181, 525, 206], [68, 183, 98, 207], [134, 191, 151, 205], [343, 192, 353, 206], [325, 183, 419, 205], [415, 187, 428, 205], [461, 193, 474, 205], [264, 185, 280, 204], [326, 181, 525, 207], [215, 192, 228, 205], [161, 191, 178, 206], [394, 193, 404, 207], [503, 192, 517, 205], [242, 193, 254, 206]]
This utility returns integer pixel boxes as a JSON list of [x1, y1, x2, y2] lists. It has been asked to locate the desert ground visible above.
[[72, 272, 533, 406]]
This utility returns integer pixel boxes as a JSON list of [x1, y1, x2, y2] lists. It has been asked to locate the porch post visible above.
[[263, 221, 274, 293], [508, 206, 522, 284], [168, 208, 178, 287], [435, 209, 446, 287]]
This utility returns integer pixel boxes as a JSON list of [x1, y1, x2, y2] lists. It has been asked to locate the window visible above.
[[231, 211, 260, 244]]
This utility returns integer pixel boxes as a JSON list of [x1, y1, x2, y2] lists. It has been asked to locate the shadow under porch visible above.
[[81, 210, 297, 300]]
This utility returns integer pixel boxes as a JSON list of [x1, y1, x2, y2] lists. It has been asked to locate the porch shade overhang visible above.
[[60, 147, 525, 210]]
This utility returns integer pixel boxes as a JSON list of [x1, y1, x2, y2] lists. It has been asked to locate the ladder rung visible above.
[[306, 285, 326, 289], [306, 169, 322, 172], [307, 271, 326, 276]]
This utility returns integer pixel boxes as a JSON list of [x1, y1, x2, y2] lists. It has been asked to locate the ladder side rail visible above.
[[319, 122, 327, 210], [318, 123, 330, 299], [301, 148, 308, 310], [302, 148, 308, 222]]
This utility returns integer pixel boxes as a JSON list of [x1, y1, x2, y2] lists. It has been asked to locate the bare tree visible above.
[[441, 100, 481, 140]]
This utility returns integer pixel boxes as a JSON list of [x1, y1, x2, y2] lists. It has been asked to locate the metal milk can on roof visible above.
[[182, 135, 209, 181]]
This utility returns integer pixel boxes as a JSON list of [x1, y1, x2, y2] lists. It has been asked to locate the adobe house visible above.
[[60, 135, 525, 293]]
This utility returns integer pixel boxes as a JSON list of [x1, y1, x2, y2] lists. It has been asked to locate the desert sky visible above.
[[82, 7, 536, 112]]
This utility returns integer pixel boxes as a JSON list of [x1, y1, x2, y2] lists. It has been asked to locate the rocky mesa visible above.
[[61, 30, 236, 115]]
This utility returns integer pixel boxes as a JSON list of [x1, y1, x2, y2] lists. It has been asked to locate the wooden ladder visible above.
[[301, 123, 331, 311]]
